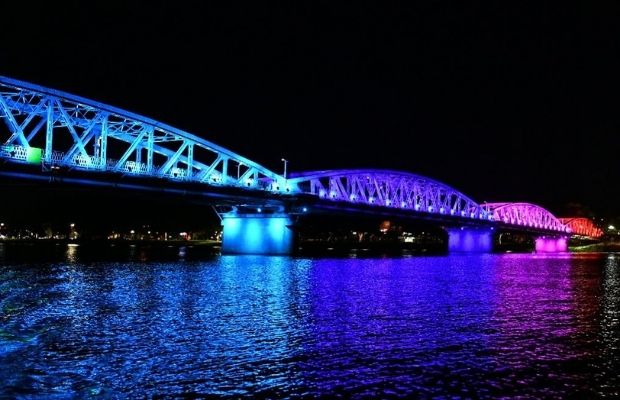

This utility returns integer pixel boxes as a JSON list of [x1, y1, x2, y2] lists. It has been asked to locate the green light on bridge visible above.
[[26, 147, 42, 164]]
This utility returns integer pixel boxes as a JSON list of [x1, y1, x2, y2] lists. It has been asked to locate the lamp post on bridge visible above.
[[281, 158, 288, 179]]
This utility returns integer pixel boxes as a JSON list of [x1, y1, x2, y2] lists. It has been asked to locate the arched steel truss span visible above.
[[559, 218, 603, 238], [288, 169, 490, 220], [483, 202, 569, 233], [0, 76, 590, 235], [0, 75, 282, 190]]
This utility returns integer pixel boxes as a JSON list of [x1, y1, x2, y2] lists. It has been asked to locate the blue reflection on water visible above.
[[0, 250, 618, 398]]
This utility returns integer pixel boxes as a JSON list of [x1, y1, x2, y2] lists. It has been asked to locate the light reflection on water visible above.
[[0, 248, 619, 398]]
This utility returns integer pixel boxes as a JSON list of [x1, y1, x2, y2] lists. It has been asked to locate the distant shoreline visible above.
[[3, 238, 620, 255], [0, 238, 221, 247], [570, 242, 620, 252]]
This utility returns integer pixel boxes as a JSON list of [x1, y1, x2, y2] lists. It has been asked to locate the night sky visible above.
[[1, 2, 619, 218]]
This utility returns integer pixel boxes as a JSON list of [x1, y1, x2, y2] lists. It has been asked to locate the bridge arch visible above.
[[483, 202, 569, 232], [0, 75, 282, 190], [558, 218, 603, 238], [288, 169, 489, 219]]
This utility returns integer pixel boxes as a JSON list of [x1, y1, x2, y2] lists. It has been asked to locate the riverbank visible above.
[[3, 239, 620, 261], [570, 241, 620, 252], [0, 238, 220, 247], [0, 239, 222, 263]]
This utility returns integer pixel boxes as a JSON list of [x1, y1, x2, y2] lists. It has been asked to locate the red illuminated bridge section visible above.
[[559, 218, 604, 238]]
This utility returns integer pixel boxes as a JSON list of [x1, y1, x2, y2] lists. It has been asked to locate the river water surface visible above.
[[1, 245, 619, 398]]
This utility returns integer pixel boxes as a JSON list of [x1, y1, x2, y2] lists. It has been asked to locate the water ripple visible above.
[[0, 252, 618, 398]]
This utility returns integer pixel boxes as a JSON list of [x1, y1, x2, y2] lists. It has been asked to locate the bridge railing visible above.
[[0, 144, 28, 161], [0, 142, 279, 191]]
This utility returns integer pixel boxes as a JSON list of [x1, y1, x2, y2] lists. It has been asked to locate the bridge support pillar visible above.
[[535, 236, 568, 253], [221, 213, 294, 255], [447, 228, 493, 253]]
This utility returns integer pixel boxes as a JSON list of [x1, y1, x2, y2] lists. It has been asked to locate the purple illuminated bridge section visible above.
[[287, 171, 575, 234], [287, 169, 489, 220], [481, 202, 570, 234]]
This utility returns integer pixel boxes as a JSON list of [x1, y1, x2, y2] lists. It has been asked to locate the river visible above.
[[1, 243, 618, 398]]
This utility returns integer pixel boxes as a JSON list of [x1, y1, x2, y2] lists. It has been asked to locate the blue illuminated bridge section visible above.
[[0, 75, 584, 238]]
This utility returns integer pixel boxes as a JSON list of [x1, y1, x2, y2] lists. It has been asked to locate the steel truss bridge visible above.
[[0, 76, 603, 253]]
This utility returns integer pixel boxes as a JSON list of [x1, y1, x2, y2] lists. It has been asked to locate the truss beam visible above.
[[0, 75, 280, 190]]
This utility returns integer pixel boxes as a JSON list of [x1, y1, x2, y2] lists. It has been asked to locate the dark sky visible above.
[[2, 1, 619, 217]]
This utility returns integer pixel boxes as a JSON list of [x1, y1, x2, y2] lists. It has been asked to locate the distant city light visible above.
[[609, 225, 616, 230]]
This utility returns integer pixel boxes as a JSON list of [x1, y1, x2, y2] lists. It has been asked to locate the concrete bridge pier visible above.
[[535, 236, 568, 253], [221, 212, 295, 255], [446, 227, 493, 253]]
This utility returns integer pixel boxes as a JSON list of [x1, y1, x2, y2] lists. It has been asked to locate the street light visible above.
[[69, 223, 77, 240], [281, 158, 288, 179], [237, 161, 243, 180]]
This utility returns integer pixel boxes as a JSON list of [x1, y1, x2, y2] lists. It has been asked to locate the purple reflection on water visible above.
[[535, 237, 568, 253], [301, 254, 612, 397]]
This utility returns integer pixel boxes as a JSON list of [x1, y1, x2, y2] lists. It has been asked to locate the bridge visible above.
[[0, 75, 603, 254]]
